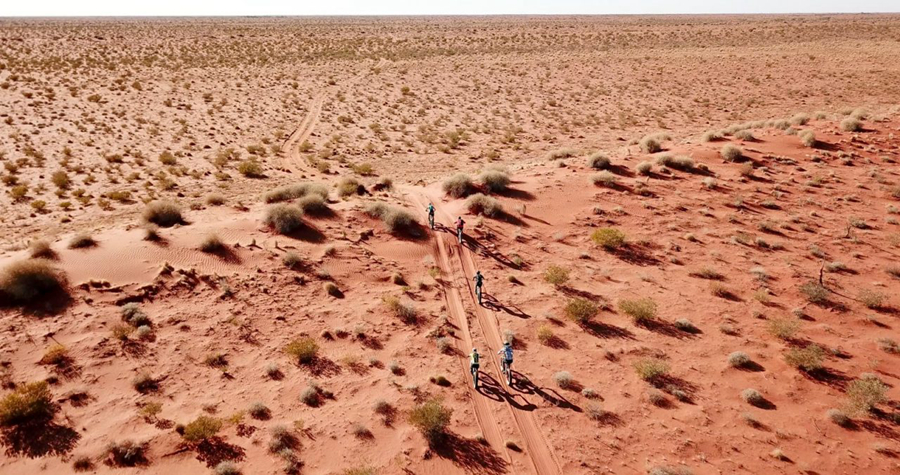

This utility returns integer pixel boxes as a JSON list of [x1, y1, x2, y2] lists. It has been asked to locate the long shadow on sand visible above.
[[433, 432, 508, 475]]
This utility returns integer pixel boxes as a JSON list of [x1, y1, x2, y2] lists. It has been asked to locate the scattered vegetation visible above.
[[618, 298, 657, 324], [0, 259, 67, 304], [285, 337, 319, 364]]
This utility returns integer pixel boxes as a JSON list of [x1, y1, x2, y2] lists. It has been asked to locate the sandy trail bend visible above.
[[409, 189, 561, 475]]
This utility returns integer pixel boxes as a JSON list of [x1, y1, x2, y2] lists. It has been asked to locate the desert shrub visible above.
[[337, 177, 364, 198], [442, 173, 474, 198], [591, 228, 626, 250], [284, 337, 318, 364], [39, 345, 69, 367], [648, 465, 693, 475], [827, 408, 852, 427], [282, 252, 305, 270], [365, 202, 418, 233], [131, 373, 157, 393], [466, 193, 503, 217], [264, 204, 305, 234], [720, 144, 743, 162], [656, 154, 694, 170], [701, 130, 722, 142], [479, 170, 510, 193], [537, 325, 555, 345], [581, 388, 599, 399], [264, 183, 329, 203], [846, 377, 888, 414], [408, 398, 452, 446], [214, 461, 241, 475], [143, 201, 183, 227], [121, 303, 150, 327], [791, 113, 810, 125], [734, 130, 754, 141], [297, 194, 329, 215], [300, 385, 322, 406], [799, 130, 816, 147], [205, 193, 225, 206], [323, 282, 341, 297], [841, 117, 862, 132], [248, 402, 270, 420], [29, 240, 55, 259], [799, 280, 828, 304], [105, 440, 148, 467], [728, 352, 751, 368], [199, 234, 225, 253], [237, 159, 263, 177], [553, 371, 574, 389], [0, 259, 67, 304], [635, 161, 653, 175], [591, 171, 618, 187], [182, 415, 222, 442], [68, 233, 96, 249], [859, 289, 887, 309], [768, 316, 800, 340], [618, 298, 657, 323], [343, 466, 375, 475], [543, 265, 570, 287], [640, 135, 663, 153], [878, 338, 900, 354], [72, 455, 93, 471], [785, 345, 825, 372], [0, 381, 53, 425], [587, 152, 611, 169], [565, 298, 598, 324], [633, 358, 669, 383], [382, 295, 417, 323], [741, 388, 765, 406], [674, 319, 699, 333], [547, 148, 577, 160], [690, 267, 723, 280]]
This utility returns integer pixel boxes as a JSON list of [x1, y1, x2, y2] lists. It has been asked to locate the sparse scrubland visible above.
[[1, 14, 900, 475]]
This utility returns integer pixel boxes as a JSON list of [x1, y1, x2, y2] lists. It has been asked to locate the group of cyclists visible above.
[[425, 202, 513, 390]]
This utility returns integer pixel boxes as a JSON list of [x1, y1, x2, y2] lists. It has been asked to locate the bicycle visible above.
[[500, 357, 513, 385], [428, 213, 435, 230], [457, 227, 464, 244], [475, 285, 483, 306], [471, 364, 479, 389]]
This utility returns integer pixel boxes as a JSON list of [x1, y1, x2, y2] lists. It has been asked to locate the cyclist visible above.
[[426, 203, 435, 230], [455, 216, 465, 244], [473, 271, 484, 305], [469, 348, 480, 388], [497, 341, 513, 383]]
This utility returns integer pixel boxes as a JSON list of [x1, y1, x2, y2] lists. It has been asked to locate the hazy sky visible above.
[[2, 0, 899, 16]]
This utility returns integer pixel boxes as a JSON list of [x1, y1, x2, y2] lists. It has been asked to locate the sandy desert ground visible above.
[[1, 14, 900, 475]]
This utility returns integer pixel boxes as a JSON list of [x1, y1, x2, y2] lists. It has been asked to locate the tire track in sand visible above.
[[408, 193, 515, 470], [409, 189, 562, 475], [281, 58, 388, 173]]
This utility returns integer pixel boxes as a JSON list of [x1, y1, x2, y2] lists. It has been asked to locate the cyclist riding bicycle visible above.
[[498, 341, 513, 382], [473, 271, 484, 305], [469, 348, 480, 388], [426, 203, 435, 229], [455, 216, 465, 244]]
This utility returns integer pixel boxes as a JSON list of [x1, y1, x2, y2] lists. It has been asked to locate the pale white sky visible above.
[[2, 0, 898, 17]]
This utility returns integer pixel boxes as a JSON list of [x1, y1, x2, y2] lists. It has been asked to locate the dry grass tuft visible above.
[[143, 201, 184, 227], [0, 259, 67, 304]]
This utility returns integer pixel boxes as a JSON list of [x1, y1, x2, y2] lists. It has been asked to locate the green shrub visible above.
[[284, 337, 319, 364], [0, 259, 67, 303], [408, 398, 452, 446], [182, 415, 222, 442], [237, 160, 263, 177], [0, 381, 53, 425], [633, 358, 669, 382], [591, 228, 626, 250], [143, 201, 183, 227], [799, 280, 828, 304], [264, 204, 305, 234], [442, 173, 474, 198], [543, 265, 569, 287], [846, 377, 888, 414], [784, 345, 825, 372], [466, 193, 503, 217], [565, 298, 598, 324], [618, 298, 657, 323], [767, 316, 800, 340]]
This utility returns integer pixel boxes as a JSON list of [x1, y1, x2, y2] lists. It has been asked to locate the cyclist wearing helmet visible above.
[[473, 271, 484, 305], [426, 203, 435, 230], [469, 348, 480, 388], [455, 216, 465, 244], [498, 341, 513, 377]]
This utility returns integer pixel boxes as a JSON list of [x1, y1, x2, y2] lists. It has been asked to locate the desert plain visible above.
[[1, 14, 900, 475]]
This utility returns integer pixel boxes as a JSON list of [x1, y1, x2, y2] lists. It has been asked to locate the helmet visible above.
[[504, 341, 511, 347], [472, 348, 477, 352]]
